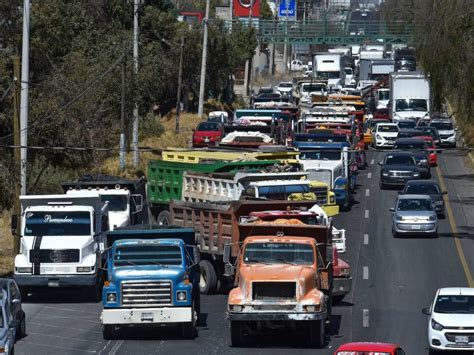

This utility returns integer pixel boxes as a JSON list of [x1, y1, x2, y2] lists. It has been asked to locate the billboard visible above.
[[278, 0, 296, 18], [233, 0, 260, 18]]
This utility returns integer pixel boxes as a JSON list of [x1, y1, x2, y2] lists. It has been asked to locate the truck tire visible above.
[[157, 210, 171, 226], [102, 324, 116, 340], [199, 260, 217, 294], [308, 319, 325, 348], [341, 195, 350, 211], [181, 302, 196, 339], [230, 321, 244, 347]]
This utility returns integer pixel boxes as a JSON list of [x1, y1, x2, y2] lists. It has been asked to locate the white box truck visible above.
[[390, 71, 430, 122], [313, 52, 347, 90]]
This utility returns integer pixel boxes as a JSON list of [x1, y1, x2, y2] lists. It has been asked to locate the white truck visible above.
[[12, 193, 109, 294], [376, 88, 390, 109], [313, 52, 346, 90], [390, 71, 430, 122]]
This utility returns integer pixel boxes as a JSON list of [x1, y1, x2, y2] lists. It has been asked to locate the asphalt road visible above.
[[15, 149, 474, 355]]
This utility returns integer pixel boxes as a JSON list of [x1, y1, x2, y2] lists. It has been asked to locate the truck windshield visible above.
[[300, 151, 341, 160], [378, 90, 390, 101], [244, 243, 314, 265], [114, 245, 182, 267], [101, 195, 127, 212], [434, 295, 474, 314], [307, 170, 332, 186], [258, 185, 310, 200], [316, 71, 340, 79], [302, 84, 325, 92], [395, 99, 428, 112], [24, 211, 91, 236]]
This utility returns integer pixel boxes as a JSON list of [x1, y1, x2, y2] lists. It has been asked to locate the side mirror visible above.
[[389, 207, 395, 212], [442, 191, 447, 195], [422, 307, 431, 315], [192, 246, 200, 264], [11, 214, 18, 236], [131, 194, 143, 213], [223, 244, 231, 264], [378, 161, 383, 166]]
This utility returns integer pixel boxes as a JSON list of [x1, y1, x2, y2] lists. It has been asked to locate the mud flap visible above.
[[30, 236, 43, 275]]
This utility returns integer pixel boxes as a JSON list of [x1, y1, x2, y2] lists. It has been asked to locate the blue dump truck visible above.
[[100, 225, 201, 339]]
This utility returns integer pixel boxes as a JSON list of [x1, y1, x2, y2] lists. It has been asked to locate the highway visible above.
[[15, 148, 474, 354]]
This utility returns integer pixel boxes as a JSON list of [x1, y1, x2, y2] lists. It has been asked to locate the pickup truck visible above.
[[101, 226, 201, 339], [225, 220, 333, 348]]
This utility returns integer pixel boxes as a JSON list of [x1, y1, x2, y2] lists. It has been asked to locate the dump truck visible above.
[[224, 218, 333, 347], [101, 226, 200, 339]]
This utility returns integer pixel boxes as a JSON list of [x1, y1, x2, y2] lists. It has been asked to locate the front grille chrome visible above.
[[121, 280, 172, 307]]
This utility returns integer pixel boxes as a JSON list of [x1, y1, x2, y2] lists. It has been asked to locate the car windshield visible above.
[[378, 125, 399, 133], [196, 122, 219, 131], [434, 295, 474, 314], [397, 121, 416, 129], [101, 195, 127, 212], [24, 211, 91, 236], [258, 184, 310, 200], [337, 352, 391, 355], [394, 142, 425, 150], [299, 151, 341, 160], [406, 183, 440, 194], [244, 242, 314, 265], [385, 155, 415, 165], [395, 99, 428, 112], [430, 122, 453, 130], [279, 83, 292, 88], [397, 198, 433, 211], [114, 245, 182, 267]]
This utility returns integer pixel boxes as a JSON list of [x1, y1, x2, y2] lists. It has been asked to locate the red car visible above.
[[192, 121, 222, 147], [413, 135, 437, 166], [335, 342, 406, 355]]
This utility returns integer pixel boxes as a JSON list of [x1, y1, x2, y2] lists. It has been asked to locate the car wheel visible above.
[[17, 314, 26, 339]]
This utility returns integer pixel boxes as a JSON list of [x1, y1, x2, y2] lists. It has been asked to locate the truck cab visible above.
[[101, 226, 200, 339]]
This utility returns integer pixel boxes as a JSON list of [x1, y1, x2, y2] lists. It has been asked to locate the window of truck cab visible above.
[[114, 244, 183, 267], [243, 242, 314, 265], [24, 211, 92, 236]]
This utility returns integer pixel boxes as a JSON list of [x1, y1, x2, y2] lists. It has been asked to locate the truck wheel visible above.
[[199, 260, 217, 294], [157, 210, 171, 226], [308, 320, 325, 348], [102, 324, 116, 340], [230, 321, 244, 347], [341, 195, 350, 211]]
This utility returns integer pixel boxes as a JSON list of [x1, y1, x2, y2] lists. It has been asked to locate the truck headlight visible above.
[[77, 267, 92, 272], [229, 305, 242, 312], [431, 319, 444, 331], [329, 195, 335, 204], [303, 304, 320, 312], [106, 292, 117, 303], [16, 267, 32, 273], [177, 291, 187, 302], [339, 268, 350, 277]]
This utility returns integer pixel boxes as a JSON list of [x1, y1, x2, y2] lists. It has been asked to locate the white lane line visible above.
[[109, 340, 124, 355], [363, 309, 370, 327], [364, 209, 369, 218], [370, 159, 375, 165], [368, 172, 372, 179], [364, 234, 369, 245], [363, 266, 369, 280], [365, 188, 370, 197]]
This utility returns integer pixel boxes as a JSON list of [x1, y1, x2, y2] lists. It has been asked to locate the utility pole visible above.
[[132, 0, 139, 168], [19, 0, 30, 195], [13, 56, 21, 254], [197, 0, 210, 118], [175, 34, 184, 134], [119, 41, 127, 172], [283, 0, 290, 73]]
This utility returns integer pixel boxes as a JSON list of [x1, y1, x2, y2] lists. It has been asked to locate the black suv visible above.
[[393, 138, 431, 178], [378, 152, 421, 189]]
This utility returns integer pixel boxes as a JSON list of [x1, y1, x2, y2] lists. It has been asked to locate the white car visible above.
[[274, 82, 293, 96], [372, 123, 399, 148], [429, 119, 456, 147], [288, 59, 307, 71], [423, 287, 474, 352]]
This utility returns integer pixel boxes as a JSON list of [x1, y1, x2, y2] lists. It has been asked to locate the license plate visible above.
[[141, 312, 153, 322], [48, 281, 59, 287], [455, 335, 469, 344], [204, 138, 210, 142], [411, 225, 421, 230]]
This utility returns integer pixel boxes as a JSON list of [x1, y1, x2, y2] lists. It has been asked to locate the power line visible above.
[[0, 80, 15, 103], [0, 49, 129, 144]]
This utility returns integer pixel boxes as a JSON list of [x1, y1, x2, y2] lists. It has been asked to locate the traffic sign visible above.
[[278, 0, 296, 18]]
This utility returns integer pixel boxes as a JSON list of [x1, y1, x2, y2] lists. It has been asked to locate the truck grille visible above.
[[312, 187, 328, 204], [252, 282, 296, 301], [121, 280, 172, 307], [30, 249, 80, 263]]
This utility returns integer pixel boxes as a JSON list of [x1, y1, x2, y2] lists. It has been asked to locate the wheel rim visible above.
[[199, 272, 207, 289]]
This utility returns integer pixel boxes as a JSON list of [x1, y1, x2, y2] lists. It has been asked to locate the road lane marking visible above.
[[364, 234, 369, 245], [109, 340, 124, 355], [363, 309, 370, 327], [368, 172, 372, 179], [365, 188, 370, 197], [364, 209, 369, 218], [436, 166, 474, 287], [363, 266, 369, 279], [370, 159, 374, 165]]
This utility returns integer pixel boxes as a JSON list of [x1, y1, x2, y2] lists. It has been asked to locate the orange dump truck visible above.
[[223, 220, 333, 348]]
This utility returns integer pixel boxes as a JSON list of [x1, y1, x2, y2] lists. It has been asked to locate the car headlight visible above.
[[429, 215, 437, 221], [77, 266, 92, 272], [412, 172, 420, 177], [382, 171, 389, 176], [395, 214, 403, 221], [419, 159, 427, 164], [431, 319, 444, 331], [106, 292, 117, 303], [376, 134, 382, 140], [229, 305, 242, 312], [177, 291, 187, 302], [16, 267, 32, 273]]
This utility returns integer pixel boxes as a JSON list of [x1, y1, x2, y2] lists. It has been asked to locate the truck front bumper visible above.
[[102, 307, 192, 325], [322, 204, 339, 217], [333, 277, 352, 297], [227, 311, 326, 322], [14, 273, 98, 287]]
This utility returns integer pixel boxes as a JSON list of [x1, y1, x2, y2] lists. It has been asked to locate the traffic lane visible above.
[[438, 149, 474, 286], [351, 149, 471, 353]]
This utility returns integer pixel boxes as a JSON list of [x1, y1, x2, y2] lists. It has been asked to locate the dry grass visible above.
[[0, 211, 14, 276]]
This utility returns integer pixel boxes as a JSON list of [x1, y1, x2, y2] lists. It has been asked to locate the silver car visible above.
[[0, 290, 17, 355], [391, 194, 438, 237]]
